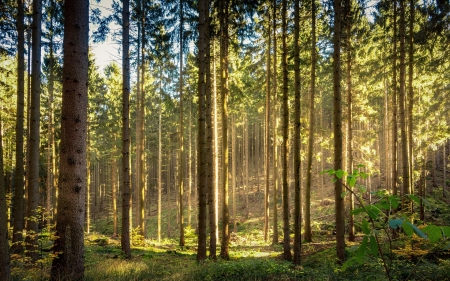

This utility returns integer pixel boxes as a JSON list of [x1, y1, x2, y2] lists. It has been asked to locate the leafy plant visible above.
[[323, 167, 450, 281]]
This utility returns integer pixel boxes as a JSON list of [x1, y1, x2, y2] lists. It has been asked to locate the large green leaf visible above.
[[388, 218, 403, 229], [369, 235, 378, 256], [366, 205, 381, 220], [422, 225, 441, 243], [402, 221, 414, 236], [352, 207, 366, 216], [362, 219, 370, 235], [441, 226, 450, 238], [336, 169, 345, 179], [357, 236, 369, 257], [411, 223, 428, 240]]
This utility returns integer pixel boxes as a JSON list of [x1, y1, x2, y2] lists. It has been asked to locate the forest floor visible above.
[[9, 175, 450, 280]]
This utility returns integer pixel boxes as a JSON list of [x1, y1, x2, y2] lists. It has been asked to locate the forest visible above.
[[0, 0, 450, 280]]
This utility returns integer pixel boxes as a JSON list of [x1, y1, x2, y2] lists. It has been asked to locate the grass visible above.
[[9, 180, 450, 280]]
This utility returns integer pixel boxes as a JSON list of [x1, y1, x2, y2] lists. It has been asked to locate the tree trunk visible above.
[[12, 0, 26, 255], [50, 0, 88, 278], [212, 40, 219, 245], [0, 115, 11, 281], [281, 0, 291, 261], [392, 0, 398, 196], [120, 0, 131, 259], [264, 13, 271, 242], [399, 0, 410, 207], [219, 0, 230, 260], [232, 116, 237, 233], [333, 0, 346, 263], [345, 0, 355, 242], [407, 0, 414, 198], [25, 0, 42, 262], [179, 0, 185, 247], [293, 0, 301, 265], [158, 69, 163, 243], [272, 0, 279, 245], [196, 0, 209, 261], [244, 116, 249, 219]]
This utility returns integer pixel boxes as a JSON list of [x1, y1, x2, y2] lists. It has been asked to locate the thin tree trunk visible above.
[[158, 69, 163, 243], [219, 0, 230, 260], [244, 116, 249, 219], [264, 12, 271, 242], [196, 0, 209, 261], [120, 0, 131, 258], [25, 0, 42, 262], [392, 0, 399, 196], [272, 0, 279, 245], [281, 0, 291, 261], [407, 0, 414, 199], [293, 0, 301, 265], [112, 155, 118, 235], [12, 0, 26, 255], [444, 143, 447, 198], [399, 0, 410, 208], [179, 0, 185, 247], [333, 0, 345, 263], [345, 0, 355, 242], [212, 40, 219, 244], [232, 116, 237, 233], [0, 115, 11, 280]]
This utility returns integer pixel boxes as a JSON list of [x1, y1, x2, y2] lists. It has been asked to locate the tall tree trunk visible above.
[[244, 116, 249, 219], [293, 0, 301, 265], [86, 135, 91, 234], [399, 0, 410, 208], [50, 0, 88, 278], [25, 0, 42, 262], [304, 0, 316, 243], [196, 0, 209, 261], [120, 0, 131, 259], [212, 40, 219, 244], [272, 0, 279, 245], [0, 115, 11, 281], [333, 0, 345, 263], [179, 0, 185, 247], [345, 0, 355, 242], [158, 69, 163, 243], [392, 0, 398, 196], [281, 0, 291, 261], [407, 0, 414, 198], [112, 155, 118, 235], [264, 13, 271, 242], [206, 31, 215, 258], [219, 0, 230, 260], [232, 116, 237, 233], [12, 0, 26, 255]]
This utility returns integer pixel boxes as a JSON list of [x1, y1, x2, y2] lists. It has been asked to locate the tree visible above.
[[333, 0, 346, 263], [220, 0, 230, 260], [178, 0, 185, 247], [11, 0, 25, 254], [292, 0, 301, 265], [196, 0, 209, 261], [264, 7, 271, 242], [121, 0, 132, 259], [50, 0, 89, 278], [25, 0, 42, 262], [0, 115, 11, 281], [281, 0, 291, 261]]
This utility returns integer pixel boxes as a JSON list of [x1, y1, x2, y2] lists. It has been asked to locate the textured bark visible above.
[[281, 0, 291, 261], [264, 15, 271, 242], [12, 0, 25, 255], [304, 0, 316, 243], [244, 117, 249, 219], [212, 40, 219, 244], [25, 0, 42, 262], [407, 0, 414, 199], [392, 1, 399, 196], [158, 71, 163, 243], [179, 0, 185, 247], [219, 0, 230, 260], [196, 0, 209, 261], [0, 117, 11, 281], [333, 0, 346, 263], [293, 0, 301, 265], [50, 0, 89, 278], [121, 0, 131, 259], [112, 156, 118, 235], [399, 0, 410, 206], [272, 0, 279, 245], [345, 0, 355, 242], [232, 116, 237, 233]]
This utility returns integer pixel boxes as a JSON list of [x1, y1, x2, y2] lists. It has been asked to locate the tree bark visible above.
[[50, 0, 89, 278], [333, 0, 346, 263], [392, 0, 399, 196], [272, 0, 279, 245], [281, 0, 291, 261], [293, 0, 301, 265], [25, 0, 42, 262], [196, 0, 209, 261], [12, 0, 26, 255], [0, 115, 11, 281], [120, 0, 131, 259], [264, 13, 271, 242], [219, 0, 230, 260]]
